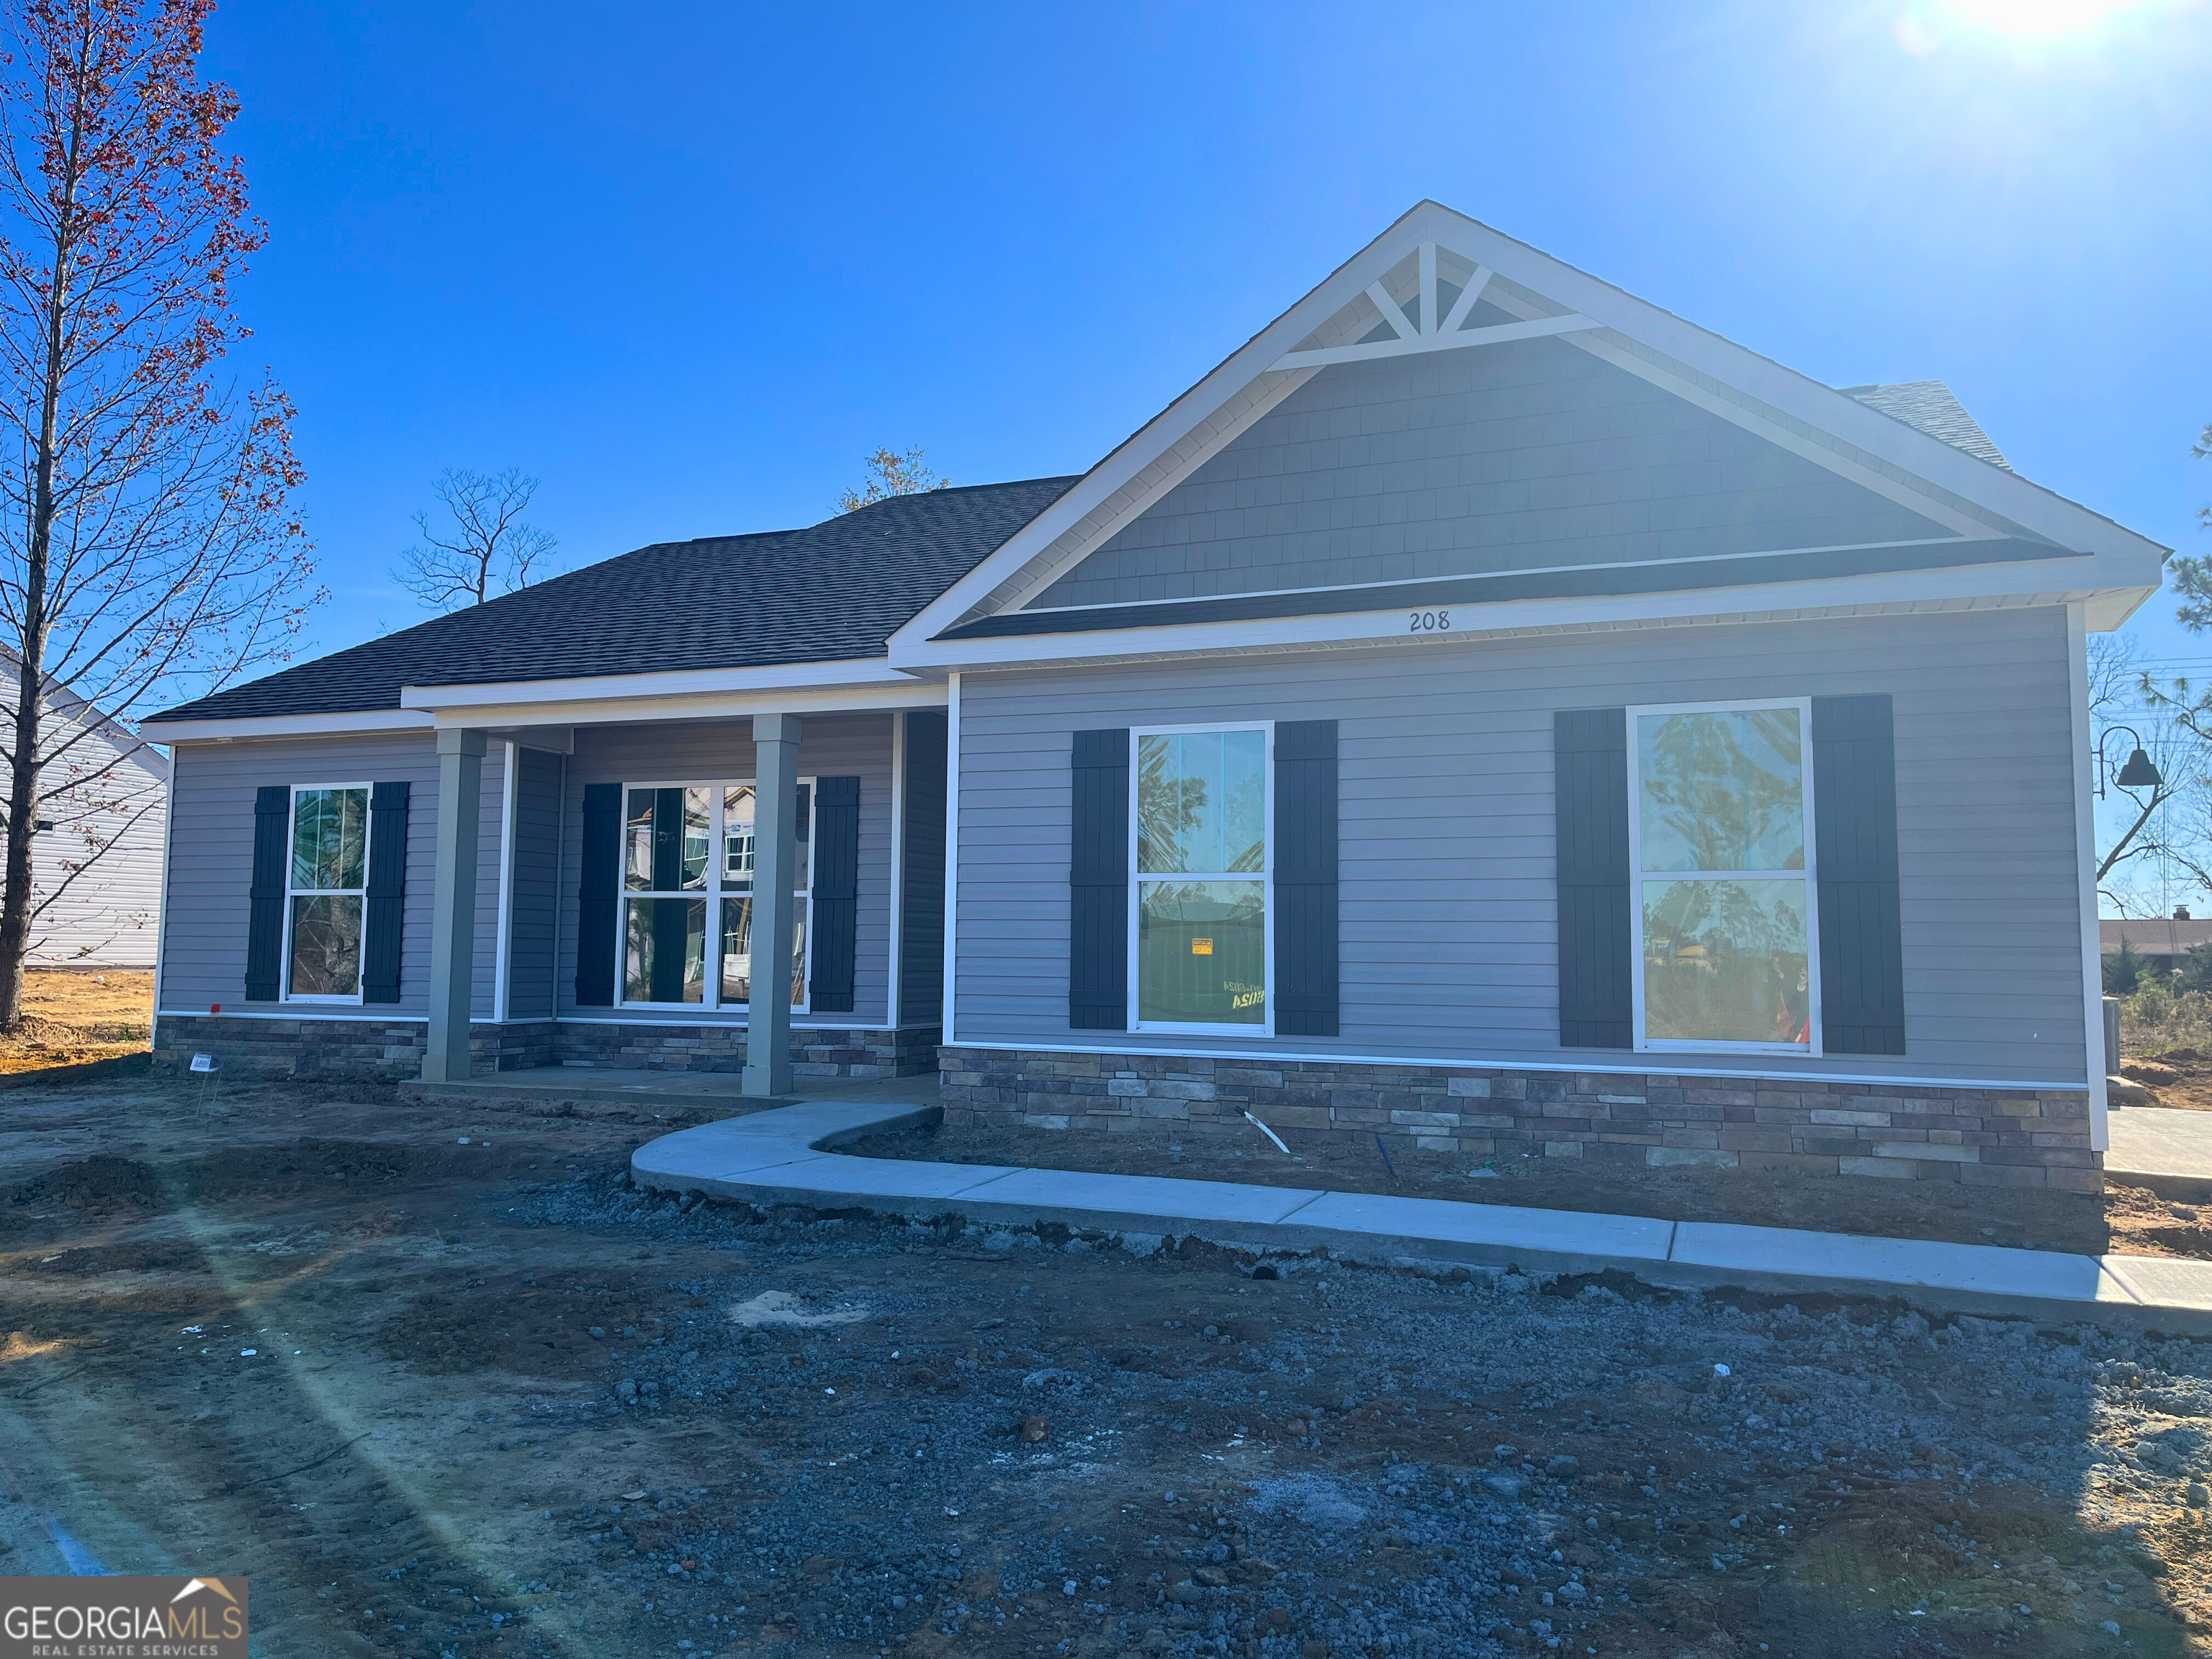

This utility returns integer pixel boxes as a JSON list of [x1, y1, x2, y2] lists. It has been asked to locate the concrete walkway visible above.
[[2109, 1106, 2212, 1200], [631, 1097, 2212, 1336]]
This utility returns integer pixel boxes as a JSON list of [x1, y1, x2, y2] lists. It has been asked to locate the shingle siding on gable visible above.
[[1032, 336, 1956, 610]]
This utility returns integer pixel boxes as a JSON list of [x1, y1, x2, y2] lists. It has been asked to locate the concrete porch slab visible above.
[[629, 1098, 2212, 1336]]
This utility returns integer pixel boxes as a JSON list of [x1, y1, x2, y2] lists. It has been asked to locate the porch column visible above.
[[743, 712, 802, 1097], [423, 727, 487, 1082]]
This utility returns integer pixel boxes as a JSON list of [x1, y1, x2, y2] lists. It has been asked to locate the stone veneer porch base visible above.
[[152, 1014, 940, 1082], [935, 1047, 2102, 1193]]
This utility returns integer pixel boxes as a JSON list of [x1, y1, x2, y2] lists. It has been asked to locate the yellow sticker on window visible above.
[[1190, 937, 1213, 956]]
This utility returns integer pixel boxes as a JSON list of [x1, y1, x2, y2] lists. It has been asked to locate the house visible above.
[[2101, 914, 2212, 977], [1, 660, 168, 967], [142, 202, 2166, 1193]]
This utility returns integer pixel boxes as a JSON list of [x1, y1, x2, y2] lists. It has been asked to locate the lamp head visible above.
[[2117, 747, 2164, 790]]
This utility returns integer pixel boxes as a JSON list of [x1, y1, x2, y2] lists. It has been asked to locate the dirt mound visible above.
[[5, 1154, 164, 1216]]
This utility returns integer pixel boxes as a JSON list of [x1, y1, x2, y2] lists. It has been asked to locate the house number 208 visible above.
[[1408, 609, 1451, 632]]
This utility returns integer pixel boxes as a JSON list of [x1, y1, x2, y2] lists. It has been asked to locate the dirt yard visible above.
[[856, 1117, 2212, 1262], [2122, 1055, 2212, 1116], [0, 966, 153, 1073], [5, 1072, 2212, 1658]]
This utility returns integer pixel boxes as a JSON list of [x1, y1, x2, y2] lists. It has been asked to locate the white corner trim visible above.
[[942, 672, 962, 1047], [2069, 603, 2110, 1148]]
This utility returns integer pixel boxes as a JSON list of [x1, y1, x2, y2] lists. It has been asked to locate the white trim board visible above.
[[940, 1038, 2087, 1096], [895, 562, 2128, 678]]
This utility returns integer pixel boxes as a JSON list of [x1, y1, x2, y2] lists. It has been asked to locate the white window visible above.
[[1130, 725, 1272, 1034], [285, 784, 370, 1002], [619, 780, 811, 1010], [1627, 699, 1818, 1054]]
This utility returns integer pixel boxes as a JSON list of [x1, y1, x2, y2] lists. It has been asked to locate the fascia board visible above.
[[146, 707, 436, 742], [893, 557, 2149, 674], [1411, 204, 2170, 564], [423, 679, 949, 732], [886, 208, 1441, 647], [397, 657, 925, 713]]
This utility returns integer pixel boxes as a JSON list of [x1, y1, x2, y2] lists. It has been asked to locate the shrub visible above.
[[2121, 983, 2212, 1057], [2106, 938, 2148, 996]]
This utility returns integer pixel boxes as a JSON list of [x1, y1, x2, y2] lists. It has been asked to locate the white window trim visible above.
[[282, 781, 372, 1006], [1624, 697, 1822, 1058], [1127, 722, 1275, 1038], [613, 775, 816, 1015]]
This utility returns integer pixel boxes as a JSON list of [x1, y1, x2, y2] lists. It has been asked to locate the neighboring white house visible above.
[[0, 660, 167, 968]]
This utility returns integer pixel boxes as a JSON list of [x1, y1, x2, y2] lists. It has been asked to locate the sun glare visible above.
[[1940, 0, 2149, 35]]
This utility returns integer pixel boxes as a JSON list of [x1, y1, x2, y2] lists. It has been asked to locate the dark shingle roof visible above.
[[1839, 380, 2012, 471], [150, 477, 1076, 722]]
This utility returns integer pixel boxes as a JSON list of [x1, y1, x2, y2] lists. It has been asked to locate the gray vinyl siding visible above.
[[1033, 335, 1956, 610], [552, 714, 898, 1028], [505, 745, 565, 1020], [158, 732, 503, 1017], [951, 605, 2088, 1086]]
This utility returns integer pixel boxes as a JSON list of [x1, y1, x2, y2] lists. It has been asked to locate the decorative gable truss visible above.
[[887, 202, 2165, 673]]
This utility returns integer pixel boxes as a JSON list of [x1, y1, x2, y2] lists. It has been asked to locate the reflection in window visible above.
[[287, 787, 369, 998], [1135, 730, 1267, 1028], [617, 780, 811, 1008], [1633, 707, 1812, 1048]]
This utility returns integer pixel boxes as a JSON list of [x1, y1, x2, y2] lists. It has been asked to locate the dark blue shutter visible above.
[[361, 781, 409, 1003], [1274, 720, 1339, 1037], [809, 776, 860, 1012], [575, 783, 620, 1007], [1555, 708, 1632, 1049], [245, 786, 289, 1001], [1069, 729, 1130, 1030], [897, 712, 948, 1025], [1813, 693, 1906, 1055]]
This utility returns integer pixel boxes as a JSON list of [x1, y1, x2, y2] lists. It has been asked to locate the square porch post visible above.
[[422, 727, 487, 1082], [743, 712, 802, 1097]]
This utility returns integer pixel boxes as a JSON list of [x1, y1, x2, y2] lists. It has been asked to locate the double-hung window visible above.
[[1628, 699, 1817, 1053], [286, 785, 370, 1001], [620, 781, 810, 1010], [1132, 726, 1270, 1032]]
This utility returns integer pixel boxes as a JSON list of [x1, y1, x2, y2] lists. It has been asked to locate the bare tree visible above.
[[836, 445, 947, 513], [0, 0, 319, 1030], [395, 467, 556, 610]]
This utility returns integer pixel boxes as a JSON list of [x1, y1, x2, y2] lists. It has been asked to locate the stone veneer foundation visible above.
[[153, 1015, 940, 1082], [936, 1047, 2102, 1193]]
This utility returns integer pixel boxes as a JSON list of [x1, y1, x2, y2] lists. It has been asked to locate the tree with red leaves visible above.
[[0, 0, 317, 1026]]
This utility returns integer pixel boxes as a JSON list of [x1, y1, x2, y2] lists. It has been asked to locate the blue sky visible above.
[[206, 0, 2211, 675]]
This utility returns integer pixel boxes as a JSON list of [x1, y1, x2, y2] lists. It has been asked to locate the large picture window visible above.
[[287, 785, 369, 1000], [1132, 727, 1270, 1031], [620, 780, 809, 1010], [1628, 701, 1817, 1053]]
